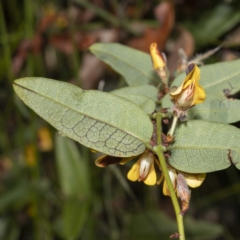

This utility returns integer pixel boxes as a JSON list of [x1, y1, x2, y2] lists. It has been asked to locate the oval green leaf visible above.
[[168, 120, 240, 173], [89, 43, 159, 86], [13, 77, 153, 157], [55, 135, 91, 197], [187, 95, 240, 123]]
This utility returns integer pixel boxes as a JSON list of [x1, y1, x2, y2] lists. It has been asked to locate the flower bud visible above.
[[138, 155, 152, 179], [150, 43, 168, 82], [177, 174, 191, 215]]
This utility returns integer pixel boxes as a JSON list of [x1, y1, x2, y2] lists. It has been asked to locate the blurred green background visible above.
[[1, 0, 240, 239]]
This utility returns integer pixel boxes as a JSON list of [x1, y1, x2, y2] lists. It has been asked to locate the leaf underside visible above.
[[168, 120, 240, 173], [90, 43, 159, 86], [13, 78, 153, 157]]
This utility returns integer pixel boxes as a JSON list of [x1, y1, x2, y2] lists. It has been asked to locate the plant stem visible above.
[[154, 112, 185, 240], [167, 114, 178, 137]]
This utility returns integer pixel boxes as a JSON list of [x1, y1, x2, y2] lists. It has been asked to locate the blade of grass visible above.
[[24, 0, 34, 75], [0, 0, 13, 82], [68, 1, 82, 86], [103, 169, 120, 240]]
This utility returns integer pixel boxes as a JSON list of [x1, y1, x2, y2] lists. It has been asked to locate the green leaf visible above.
[[187, 4, 240, 47], [0, 180, 31, 212], [111, 85, 158, 114], [111, 85, 158, 102], [55, 135, 91, 197], [187, 95, 240, 123], [168, 120, 240, 173], [111, 94, 155, 115], [62, 199, 90, 240], [89, 43, 159, 86], [163, 94, 240, 124], [13, 77, 153, 157], [55, 136, 91, 240], [2, 220, 20, 240]]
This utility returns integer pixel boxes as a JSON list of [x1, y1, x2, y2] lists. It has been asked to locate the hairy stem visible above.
[[154, 112, 185, 240]]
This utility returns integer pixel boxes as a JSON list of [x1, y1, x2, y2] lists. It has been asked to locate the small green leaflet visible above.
[[13, 77, 153, 157]]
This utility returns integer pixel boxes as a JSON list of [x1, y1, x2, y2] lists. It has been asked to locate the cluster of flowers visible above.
[[95, 42, 206, 210]]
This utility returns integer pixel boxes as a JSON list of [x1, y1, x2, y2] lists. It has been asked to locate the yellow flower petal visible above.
[[150, 43, 166, 70], [127, 159, 140, 182], [163, 180, 170, 196], [170, 64, 206, 111], [182, 172, 206, 188], [192, 83, 206, 105], [143, 161, 157, 185], [157, 174, 164, 185], [150, 43, 168, 82]]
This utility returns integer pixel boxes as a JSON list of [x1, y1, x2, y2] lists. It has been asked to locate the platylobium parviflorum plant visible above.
[[13, 42, 240, 240]]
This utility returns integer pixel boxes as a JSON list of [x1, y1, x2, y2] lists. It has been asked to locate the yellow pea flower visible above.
[[127, 151, 157, 186], [183, 172, 206, 188], [170, 63, 206, 117], [95, 150, 206, 191], [95, 150, 159, 186], [160, 166, 206, 196]]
